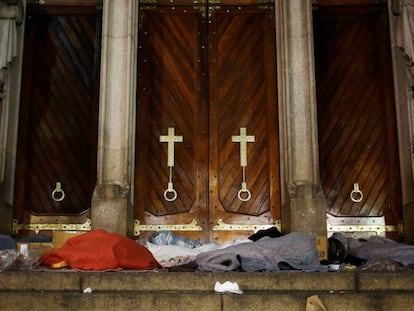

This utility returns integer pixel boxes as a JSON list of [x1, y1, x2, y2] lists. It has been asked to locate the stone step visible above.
[[1, 271, 414, 311]]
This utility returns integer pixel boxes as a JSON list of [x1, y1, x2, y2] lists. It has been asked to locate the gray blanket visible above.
[[195, 232, 327, 272], [347, 236, 414, 266]]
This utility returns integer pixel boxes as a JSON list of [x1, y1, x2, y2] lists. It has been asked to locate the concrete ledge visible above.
[[224, 293, 414, 311], [0, 292, 222, 311], [83, 271, 357, 292], [1, 271, 414, 311], [358, 271, 414, 291], [0, 271, 81, 290], [0, 271, 357, 292], [1, 291, 414, 311], [2, 270, 414, 292]]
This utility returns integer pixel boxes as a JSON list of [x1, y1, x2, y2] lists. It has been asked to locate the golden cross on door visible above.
[[160, 127, 183, 167], [232, 127, 255, 167]]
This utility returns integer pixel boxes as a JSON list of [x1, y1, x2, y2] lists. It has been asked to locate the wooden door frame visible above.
[[7, 2, 102, 236], [89, 0, 328, 237], [129, 0, 328, 238], [134, 4, 281, 241], [313, 2, 403, 239]]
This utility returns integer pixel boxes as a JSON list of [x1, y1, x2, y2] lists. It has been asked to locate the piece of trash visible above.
[[83, 287, 93, 294], [328, 263, 342, 271], [214, 281, 243, 294], [343, 264, 356, 271], [19, 244, 28, 256], [306, 295, 327, 311]]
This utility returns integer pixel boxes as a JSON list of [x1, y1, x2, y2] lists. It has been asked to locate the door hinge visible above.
[[12, 218, 91, 235], [133, 219, 202, 236]]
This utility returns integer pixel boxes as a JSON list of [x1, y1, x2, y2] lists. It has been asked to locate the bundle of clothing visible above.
[[4, 227, 414, 272], [146, 228, 327, 272]]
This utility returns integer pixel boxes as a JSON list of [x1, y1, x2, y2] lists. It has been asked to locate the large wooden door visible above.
[[135, 3, 279, 242], [313, 2, 402, 238], [13, 4, 101, 232]]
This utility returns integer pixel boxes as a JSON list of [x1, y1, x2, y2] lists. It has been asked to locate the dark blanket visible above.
[[196, 232, 327, 272], [0, 234, 16, 250]]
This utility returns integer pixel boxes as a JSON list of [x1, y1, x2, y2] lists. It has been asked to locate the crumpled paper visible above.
[[214, 281, 243, 294]]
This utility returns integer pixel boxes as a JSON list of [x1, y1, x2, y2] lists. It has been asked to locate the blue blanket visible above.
[[0, 234, 16, 250]]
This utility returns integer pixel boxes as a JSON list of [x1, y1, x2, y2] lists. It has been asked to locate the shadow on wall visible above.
[[0, 202, 13, 234]]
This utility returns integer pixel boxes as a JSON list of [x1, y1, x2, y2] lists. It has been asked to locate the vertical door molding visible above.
[[277, 0, 327, 235], [92, 0, 138, 235]]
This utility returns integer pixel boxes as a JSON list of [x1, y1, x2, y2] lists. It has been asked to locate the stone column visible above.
[[0, 0, 23, 182], [278, 0, 327, 236], [0, 0, 24, 234], [91, 0, 138, 235], [389, 0, 414, 243]]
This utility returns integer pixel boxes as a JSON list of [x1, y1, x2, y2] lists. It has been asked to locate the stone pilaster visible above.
[[0, 0, 24, 234], [278, 0, 327, 236], [91, 0, 138, 235], [389, 0, 414, 243]]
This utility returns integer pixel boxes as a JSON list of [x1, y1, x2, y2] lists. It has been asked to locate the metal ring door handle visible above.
[[51, 181, 65, 202], [350, 183, 363, 203]]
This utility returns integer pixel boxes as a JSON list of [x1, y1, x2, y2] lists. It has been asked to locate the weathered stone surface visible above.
[[0, 271, 80, 291], [1, 271, 414, 311], [358, 271, 414, 291]]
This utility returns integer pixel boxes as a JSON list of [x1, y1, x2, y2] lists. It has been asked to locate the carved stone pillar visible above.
[[390, 0, 414, 243], [0, 2, 19, 183], [0, 0, 24, 234], [91, 0, 138, 235], [394, 0, 414, 91], [0, 0, 23, 99], [278, 0, 327, 236]]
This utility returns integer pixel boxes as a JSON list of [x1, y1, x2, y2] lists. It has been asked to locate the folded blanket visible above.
[[196, 232, 327, 272]]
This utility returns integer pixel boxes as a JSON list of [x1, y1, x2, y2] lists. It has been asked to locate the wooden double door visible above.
[[13, 4, 101, 231], [135, 3, 280, 242], [313, 2, 403, 238]]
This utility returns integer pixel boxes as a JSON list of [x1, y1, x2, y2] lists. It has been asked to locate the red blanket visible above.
[[42, 229, 161, 271]]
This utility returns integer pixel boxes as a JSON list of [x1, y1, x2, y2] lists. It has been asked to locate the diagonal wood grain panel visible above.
[[15, 8, 100, 216], [209, 6, 278, 216], [313, 5, 401, 221], [135, 4, 280, 238], [136, 7, 205, 216]]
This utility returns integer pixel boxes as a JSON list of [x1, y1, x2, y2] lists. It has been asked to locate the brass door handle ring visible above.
[[51, 182, 65, 202]]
